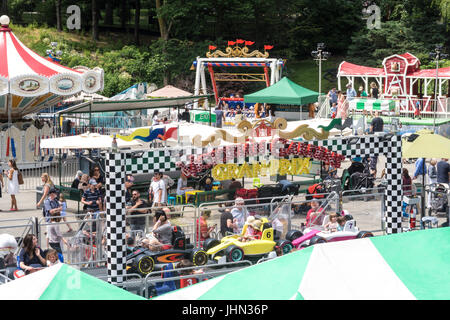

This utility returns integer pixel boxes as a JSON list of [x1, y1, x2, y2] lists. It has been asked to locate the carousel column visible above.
[[384, 134, 403, 234], [105, 151, 127, 285]]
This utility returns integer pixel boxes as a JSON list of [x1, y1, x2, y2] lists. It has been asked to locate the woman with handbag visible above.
[[6, 159, 19, 211]]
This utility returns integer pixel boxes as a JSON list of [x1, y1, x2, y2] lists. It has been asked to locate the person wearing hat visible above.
[[238, 216, 263, 242], [71, 170, 84, 189], [81, 179, 102, 214], [43, 188, 62, 223]]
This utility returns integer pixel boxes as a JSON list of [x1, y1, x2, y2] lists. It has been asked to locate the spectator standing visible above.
[[152, 110, 160, 125], [47, 210, 70, 254], [214, 105, 226, 128], [149, 172, 167, 207], [219, 201, 235, 236], [7, 159, 20, 211], [71, 171, 83, 189], [196, 209, 216, 242], [370, 111, 384, 133], [231, 197, 247, 233], [413, 158, 426, 183], [176, 170, 193, 197], [437, 158, 450, 188], [327, 88, 338, 109], [59, 194, 73, 232], [254, 103, 262, 119], [358, 86, 368, 97], [18, 234, 46, 274], [90, 166, 105, 197], [346, 83, 357, 101], [402, 168, 413, 197], [37, 172, 54, 209], [370, 82, 379, 99], [126, 190, 149, 232], [427, 159, 438, 209]]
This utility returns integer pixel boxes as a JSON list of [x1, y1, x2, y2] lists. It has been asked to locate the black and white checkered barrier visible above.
[[105, 152, 127, 285], [314, 133, 403, 234], [105, 133, 403, 284]]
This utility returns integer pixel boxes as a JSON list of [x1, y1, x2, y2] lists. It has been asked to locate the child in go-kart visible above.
[[323, 213, 338, 232], [238, 216, 262, 242], [336, 216, 346, 232]]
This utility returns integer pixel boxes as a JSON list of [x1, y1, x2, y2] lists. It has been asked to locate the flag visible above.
[[236, 39, 245, 44], [208, 45, 217, 51], [245, 41, 255, 46], [264, 45, 274, 51], [228, 41, 236, 46]]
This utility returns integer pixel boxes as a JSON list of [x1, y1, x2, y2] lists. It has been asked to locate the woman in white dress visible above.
[[7, 159, 19, 211]]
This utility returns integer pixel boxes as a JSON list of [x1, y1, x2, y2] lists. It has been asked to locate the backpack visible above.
[[18, 171, 24, 185]]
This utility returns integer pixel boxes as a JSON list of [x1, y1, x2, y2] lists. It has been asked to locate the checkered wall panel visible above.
[[105, 152, 127, 285]]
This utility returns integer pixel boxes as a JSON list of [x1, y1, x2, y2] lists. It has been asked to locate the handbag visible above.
[[18, 171, 24, 185]]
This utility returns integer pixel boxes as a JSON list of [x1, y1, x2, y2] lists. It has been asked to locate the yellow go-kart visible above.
[[204, 218, 293, 263]]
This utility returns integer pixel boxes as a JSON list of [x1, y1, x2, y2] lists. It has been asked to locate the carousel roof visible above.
[[0, 15, 104, 120]]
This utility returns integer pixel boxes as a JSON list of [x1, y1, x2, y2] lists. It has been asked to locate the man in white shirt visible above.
[[149, 172, 167, 207], [230, 197, 247, 233]]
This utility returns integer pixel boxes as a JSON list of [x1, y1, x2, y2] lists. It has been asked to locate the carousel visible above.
[[0, 15, 104, 166]]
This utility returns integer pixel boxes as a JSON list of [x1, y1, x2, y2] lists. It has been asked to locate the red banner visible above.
[[228, 41, 236, 46], [236, 39, 245, 44], [245, 41, 255, 46], [264, 45, 274, 51], [208, 45, 217, 51]]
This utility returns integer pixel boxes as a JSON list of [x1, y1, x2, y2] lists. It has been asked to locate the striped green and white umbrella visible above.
[[0, 263, 145, 300], [154, 228, 450, 300], [350, 98, 395, 112]]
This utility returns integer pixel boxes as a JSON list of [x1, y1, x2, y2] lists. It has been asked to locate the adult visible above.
[[71, 170, 83, 189], [176, 170, 193, 197], [6, 159, 20, 211], [43, 188, 62, 223], [346, 83, 357, 101], [18, 234, 46, 274], [308, 103, 316, 118], [219, 201, 235, 236], [427, 159, 438, 209], [149, 172, 167, 207], [327, 88, 338, 109], [254, 103, 262, 119], [37, 172, 54, 209], [152, 110, 160, 125], [412, 158, 426, 182], [196, 209, 216, 242], [370, 82, 379, 99], [169, 107, 178, 122], [231, 197, 247, 233], [370, 111, 384, 133], [437, 159, 450, 188], [81, 179, 102, 214], [151, 209, 172, 245], [180, 107, 190, 122], [214, 105, 226, 128], [125, 175, 134, 204], [90, 166, 105, 195], [402, 168, 413, 197], [126, 190, 149, 232], [347, 158, 365, 176], [358, 86, 368, 97], [229, 178, 242, 191]]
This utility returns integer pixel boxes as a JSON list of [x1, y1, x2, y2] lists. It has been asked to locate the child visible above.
[[323, 213, 338, 232], [330, 103, 337, 119], [336, 216, 346, 232], [238, 216, 262, 242], [204, 177, 213, 192], [46, 249, 60, 267], [59, 194, 73, 232], [47, 212, 70, 254], [177, 259, 203, 288]]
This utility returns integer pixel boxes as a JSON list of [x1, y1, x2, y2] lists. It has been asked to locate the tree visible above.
[[134, 0, 141, 45], [56, 0, 62, 31], [92, 0, 99, 41]]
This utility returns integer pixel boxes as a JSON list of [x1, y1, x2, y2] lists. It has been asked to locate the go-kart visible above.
[[204, 218, 293, 263], [285, 214, 374, 249], [126, 226, 208, 276]]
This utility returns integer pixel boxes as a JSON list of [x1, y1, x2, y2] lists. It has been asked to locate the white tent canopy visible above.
[[40, 132, 142, 149]]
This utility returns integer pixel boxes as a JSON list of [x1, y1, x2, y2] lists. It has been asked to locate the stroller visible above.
[[427, 183, 449, 216]]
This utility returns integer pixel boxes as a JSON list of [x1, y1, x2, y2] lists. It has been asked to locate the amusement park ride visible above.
[[192, 40, 285, 108]]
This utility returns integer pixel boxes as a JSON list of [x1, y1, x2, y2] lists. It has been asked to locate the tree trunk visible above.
[[134, 0, 140, 45], [105, 1, 113, 25], [155, 0, 169, 40], [92, 0, 99, 41], [1, 0, 8, 15], [56, 0, 62, 32]]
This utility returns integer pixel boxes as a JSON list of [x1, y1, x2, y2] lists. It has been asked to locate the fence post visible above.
[[33, 216, 39, 241]]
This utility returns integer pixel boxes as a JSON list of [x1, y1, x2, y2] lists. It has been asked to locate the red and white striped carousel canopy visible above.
[[0, 15, 104, 119]]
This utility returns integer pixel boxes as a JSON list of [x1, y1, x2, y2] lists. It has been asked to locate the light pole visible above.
[[311, 43, 331, 98], [429, 45, 448, 131]]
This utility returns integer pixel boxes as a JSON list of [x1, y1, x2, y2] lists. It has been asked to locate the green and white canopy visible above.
[[0, 263, 145, 300], [350, 98, 395, 112], [154, 228, 450, 300]]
